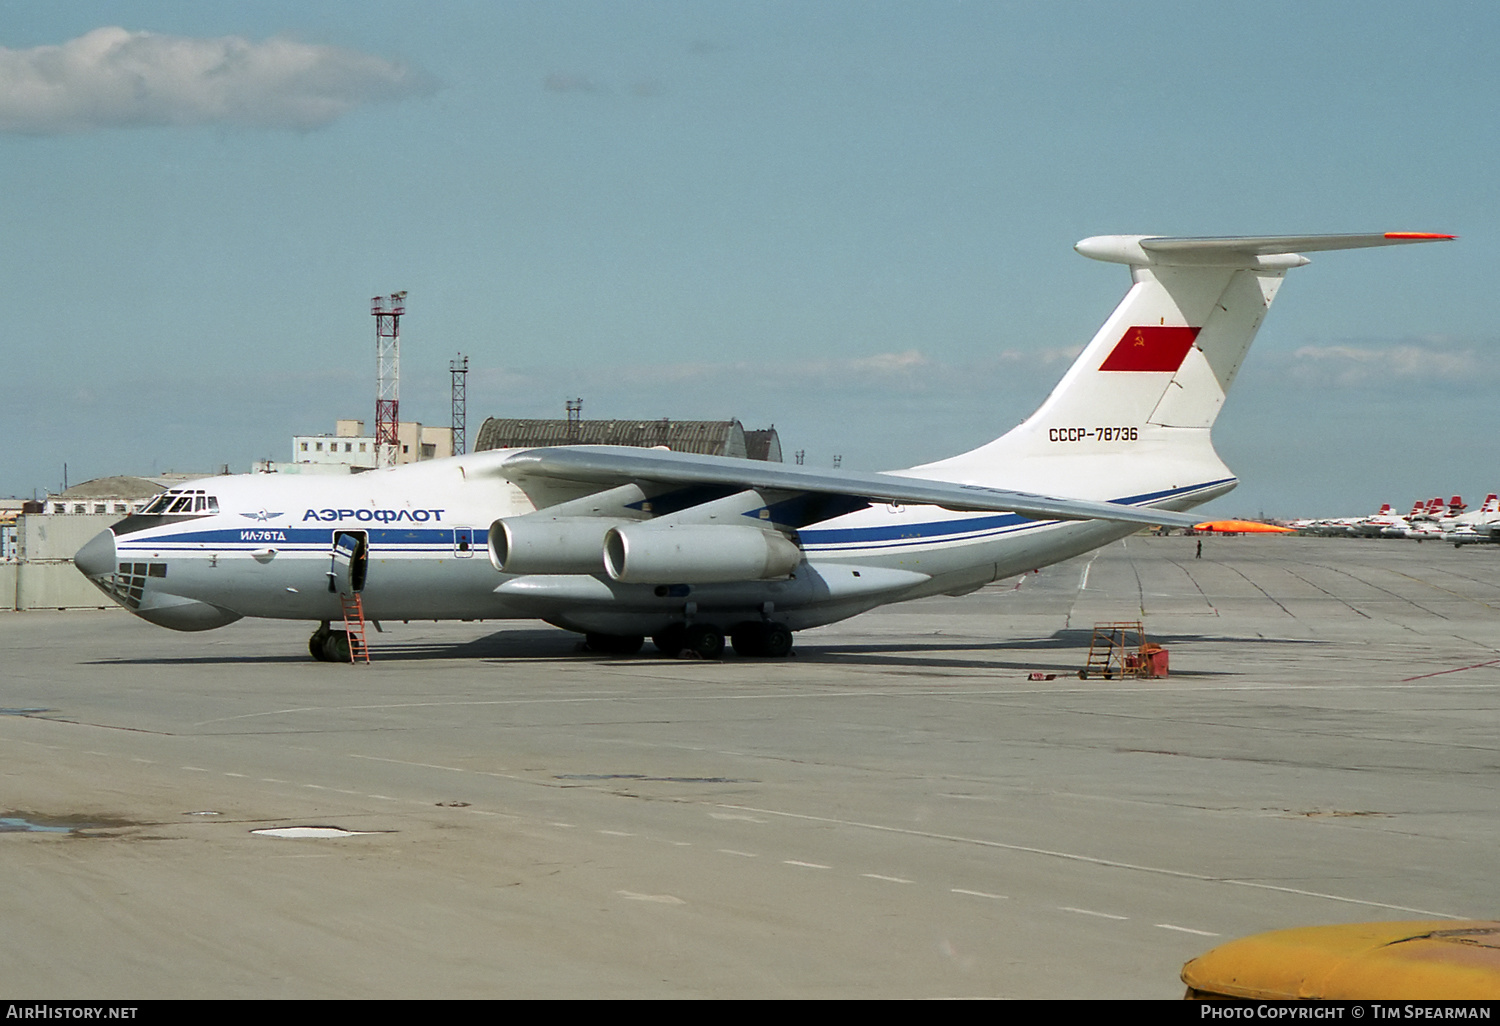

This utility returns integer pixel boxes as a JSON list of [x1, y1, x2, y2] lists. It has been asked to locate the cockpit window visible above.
[[139, 489, 219, 517]]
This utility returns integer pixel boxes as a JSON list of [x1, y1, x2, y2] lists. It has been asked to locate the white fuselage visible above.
[[91, 447, 1228, 636]]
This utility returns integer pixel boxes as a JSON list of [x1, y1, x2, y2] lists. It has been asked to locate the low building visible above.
[[293, 418, 379, 469], [743, 428, 784, 463], [474, 418, 782, 461], [0, 500, 29, 562], [41, 475, 167, 517], [3, 476, 174, 610], [264, 418, 455, 474]]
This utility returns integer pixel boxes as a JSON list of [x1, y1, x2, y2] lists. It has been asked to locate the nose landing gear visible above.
[[308, 622, 352, 663]]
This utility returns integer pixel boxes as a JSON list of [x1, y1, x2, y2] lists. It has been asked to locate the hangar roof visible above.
[[475, 418, 782, 462]]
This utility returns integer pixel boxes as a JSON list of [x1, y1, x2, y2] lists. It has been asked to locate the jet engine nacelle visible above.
[[489, 516, 622, 575], [603, 523, 803, 584]]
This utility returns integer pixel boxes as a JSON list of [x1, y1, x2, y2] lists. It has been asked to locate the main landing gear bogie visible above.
[[652, 623, 726, 660], [306, 621, 793, 663], [651, 624, 688, 658], [731, 622, 793, 658], [649, 621, 792, 660]]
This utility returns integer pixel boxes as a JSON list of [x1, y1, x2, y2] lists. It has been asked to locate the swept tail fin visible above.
[[916, 233, 1453, 509]]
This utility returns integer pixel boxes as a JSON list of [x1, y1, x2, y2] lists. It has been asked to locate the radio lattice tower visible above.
[[450, 354, 469, 456], [372, 292, 406, 467], [565, 397, 583, 443]]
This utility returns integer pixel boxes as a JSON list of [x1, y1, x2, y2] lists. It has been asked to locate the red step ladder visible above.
[[339, 592, 371, 664], [1080, 621, 1145, 680]]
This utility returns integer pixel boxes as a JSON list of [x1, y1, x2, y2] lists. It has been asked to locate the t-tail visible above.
[[910, 233, 1453, 513]]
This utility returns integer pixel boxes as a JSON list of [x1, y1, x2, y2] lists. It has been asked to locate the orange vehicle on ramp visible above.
[[1193, 519, 1296, 534]]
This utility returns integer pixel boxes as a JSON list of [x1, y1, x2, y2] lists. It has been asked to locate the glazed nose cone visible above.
[[74, 530, 117, 578]]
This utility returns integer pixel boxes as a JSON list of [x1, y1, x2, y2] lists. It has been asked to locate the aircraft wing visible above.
[[499, 445, 1201, 529]]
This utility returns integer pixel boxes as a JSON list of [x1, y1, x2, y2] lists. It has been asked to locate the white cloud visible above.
[[0, 27, 430, 134], [843, 350, 928, 374], [1284, 340, 1488, 389]]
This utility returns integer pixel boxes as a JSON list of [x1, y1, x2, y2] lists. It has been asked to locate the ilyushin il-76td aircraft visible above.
[[75, 231, 1452, 662]]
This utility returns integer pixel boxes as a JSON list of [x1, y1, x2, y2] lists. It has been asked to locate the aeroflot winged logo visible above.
[[1098, 325, 1200, 372], [239, 510, 285, 521], [302, 508, 446, 523]]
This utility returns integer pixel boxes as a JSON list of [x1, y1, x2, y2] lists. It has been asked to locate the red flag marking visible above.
[[1099, 326, 1200, 372]]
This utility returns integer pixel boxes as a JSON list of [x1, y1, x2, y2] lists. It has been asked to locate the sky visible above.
[[1, 1, 1495, 517]]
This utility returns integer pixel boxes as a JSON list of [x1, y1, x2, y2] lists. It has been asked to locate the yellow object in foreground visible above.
[[1182, 921, 1500, 1000]]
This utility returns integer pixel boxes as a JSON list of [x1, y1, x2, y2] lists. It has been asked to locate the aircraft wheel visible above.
[[684, 624, 725, 660], [652, 625, 686, 657], [322, 631, 351, 664], [730, 623, 767, 657], [731, 622, 793, 658], [309, 626, 333, 662], [585, 632, 645, 655], [761, 623, 793, 658]]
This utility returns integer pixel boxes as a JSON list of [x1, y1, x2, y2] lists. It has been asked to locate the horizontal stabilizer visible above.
[[1077, 232, 1454, 268]]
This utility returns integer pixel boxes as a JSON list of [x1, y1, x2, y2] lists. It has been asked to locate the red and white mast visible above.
[[372, 292, 406, 467]]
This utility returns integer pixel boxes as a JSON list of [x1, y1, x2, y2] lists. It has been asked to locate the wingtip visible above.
[[1384, 232, 1457, 240]]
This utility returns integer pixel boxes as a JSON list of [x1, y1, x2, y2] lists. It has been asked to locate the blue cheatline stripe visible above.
[[799, 478, 1233, 547], [114, 526, 458, 547], [116, 478, 1234, 554], [118, 546, 450, 552], [801, 520, 1033, 553]]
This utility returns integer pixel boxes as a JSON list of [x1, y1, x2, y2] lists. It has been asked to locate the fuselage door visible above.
[[453, 528, 475, 558], [328, 531, 368, 594]]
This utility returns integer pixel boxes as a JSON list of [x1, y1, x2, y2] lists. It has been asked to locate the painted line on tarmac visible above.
[[715, 802, 1463, 919], [1061, 907, 1127, 920], [1401, 657, 1500, 682]]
